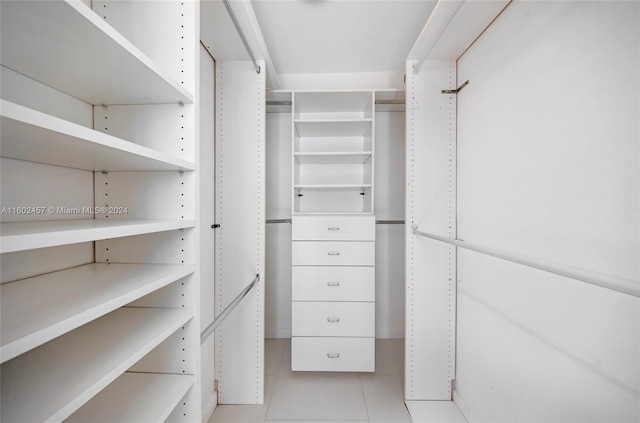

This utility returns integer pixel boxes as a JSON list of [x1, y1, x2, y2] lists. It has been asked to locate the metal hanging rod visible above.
[[375, 100, 405, 105], [200, 274, 260, 344], [266, 219, 291, 224], [222, 0, 261, 74], [412, 226, 639, 298], [266, 101, 292, 106], [376, 220, 405, 224]]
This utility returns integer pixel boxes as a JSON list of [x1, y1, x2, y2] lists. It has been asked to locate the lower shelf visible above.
[[66, 372, 195, 423], [291, 337, 375, 372], [1, 263, 195, 363], [1, 307, 193, 423]]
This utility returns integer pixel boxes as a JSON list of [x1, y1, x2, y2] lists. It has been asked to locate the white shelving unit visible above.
[[291, 92, 376, 372], [292, 91, 375, 214], [1, 0, 201, 421]]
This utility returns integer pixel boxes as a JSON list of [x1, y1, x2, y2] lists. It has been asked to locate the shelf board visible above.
[[295, 184, 372, 192], [295, 119, 372, 137], [0, 0, 193, 105], [294, 151, 373, 164], [1, 263, 195, 363], [0, 219, 196, 254], [66, 372, 194, 423], [1, 307, 193, 423], [0, 100, 195, 171]]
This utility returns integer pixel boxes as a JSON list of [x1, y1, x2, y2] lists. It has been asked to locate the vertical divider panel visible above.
[[405, 60, 457, 400], [215, 61, 265, 404]]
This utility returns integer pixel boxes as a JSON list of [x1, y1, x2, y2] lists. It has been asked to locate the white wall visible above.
[[454, 1, 639, 422], [265, 107, 406, 339]]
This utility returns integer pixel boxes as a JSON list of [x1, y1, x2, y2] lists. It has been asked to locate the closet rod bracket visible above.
[[441, 80, 469, 94]]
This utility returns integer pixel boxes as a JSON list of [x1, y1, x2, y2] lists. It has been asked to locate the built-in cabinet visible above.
[[291, 91, 376, 372], [0, 1, 201, 421]]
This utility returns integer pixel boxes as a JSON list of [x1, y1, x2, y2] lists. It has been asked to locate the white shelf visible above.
[[295, 151, 373, 164], [66, 372, 194, 423], [294, 91, 373, 116], [0, 100, 195, 171], [295, 119, 372, 137], [1, 307, 193, 423], [0, 0, 193, 105], [295, 184, 372, 192], [0, 219, 196, 253], [1, 263, 195, 363]]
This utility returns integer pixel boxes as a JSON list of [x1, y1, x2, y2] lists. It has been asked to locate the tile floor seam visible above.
[[263, 341, 288, 422], [358, 373, 371, 422]]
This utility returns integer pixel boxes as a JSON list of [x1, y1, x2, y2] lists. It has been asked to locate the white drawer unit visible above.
[[292, 215, 375, 241], [292, 241, 375, 266], [292, 302, 375, 337], [291, 337, 375, 372], [292, 266, 375, 302]]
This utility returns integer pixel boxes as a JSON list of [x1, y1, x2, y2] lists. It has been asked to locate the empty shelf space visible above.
[[0, 219, 196, 253], [295, 184, 372, 192], [0, 0, 193, 105], [295, 151, 373, 164], [1, 263, 195, 363], [0, 100, 195, 171], [294, 91, 373, 116], [295, 120, 373, 137], [66, 372, 194, 423], [1, 307, 193, 423]]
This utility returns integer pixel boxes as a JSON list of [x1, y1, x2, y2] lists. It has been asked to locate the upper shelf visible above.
[[294, 91, 373, 119], [0, 0, 193, 105], [295, 119, 373, 138], [295, 152, 373, 165], [0, 219, 196, 254], [0, 100, 195, 171], [1, 263, 195, 363]]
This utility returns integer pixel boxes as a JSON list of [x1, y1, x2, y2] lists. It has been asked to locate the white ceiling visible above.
[[250, 0, 437, 75]]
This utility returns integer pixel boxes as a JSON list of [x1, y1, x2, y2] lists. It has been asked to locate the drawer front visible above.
[[292, 302, 374, 337], [292, 241, 375, 266], [291, 337, 374, 372], [292, 215, 375, 241], [292, 266, 375, 301]]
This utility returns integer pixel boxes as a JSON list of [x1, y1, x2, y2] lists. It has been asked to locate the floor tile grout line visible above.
[[358, 373, 371, 422], [263, 339, 288, 422]]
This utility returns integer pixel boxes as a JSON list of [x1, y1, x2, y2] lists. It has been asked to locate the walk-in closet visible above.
[[1, 1, 638, 423]]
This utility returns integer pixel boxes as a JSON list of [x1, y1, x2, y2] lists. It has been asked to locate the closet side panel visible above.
[[199, 43, 217, 421], [215, 61, 265, 405], [455, 2, 639, 422], [405, 60, 457, 400]]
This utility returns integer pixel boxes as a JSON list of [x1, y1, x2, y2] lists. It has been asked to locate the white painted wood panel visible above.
[[291, 337, 374, 372], [215, 61, 265, 405], [292, 215, 375, 241], [0, 219, 195, 253], [405, 60, 456, 400], [0, 0, 192, 105], [67, 372, 194, 423], [0, 100, 194, 172], [292, 241, 375, 266], [292, 266, 375, 302], [0, 158, 94, 223], [1, 307, 193, 423], [1, 263, 193, 362], [292, 301, 375, 337], [454, 2, 639, 422]]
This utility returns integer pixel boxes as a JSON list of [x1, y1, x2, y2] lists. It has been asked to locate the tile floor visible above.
[[209, 338, 467, 423]]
